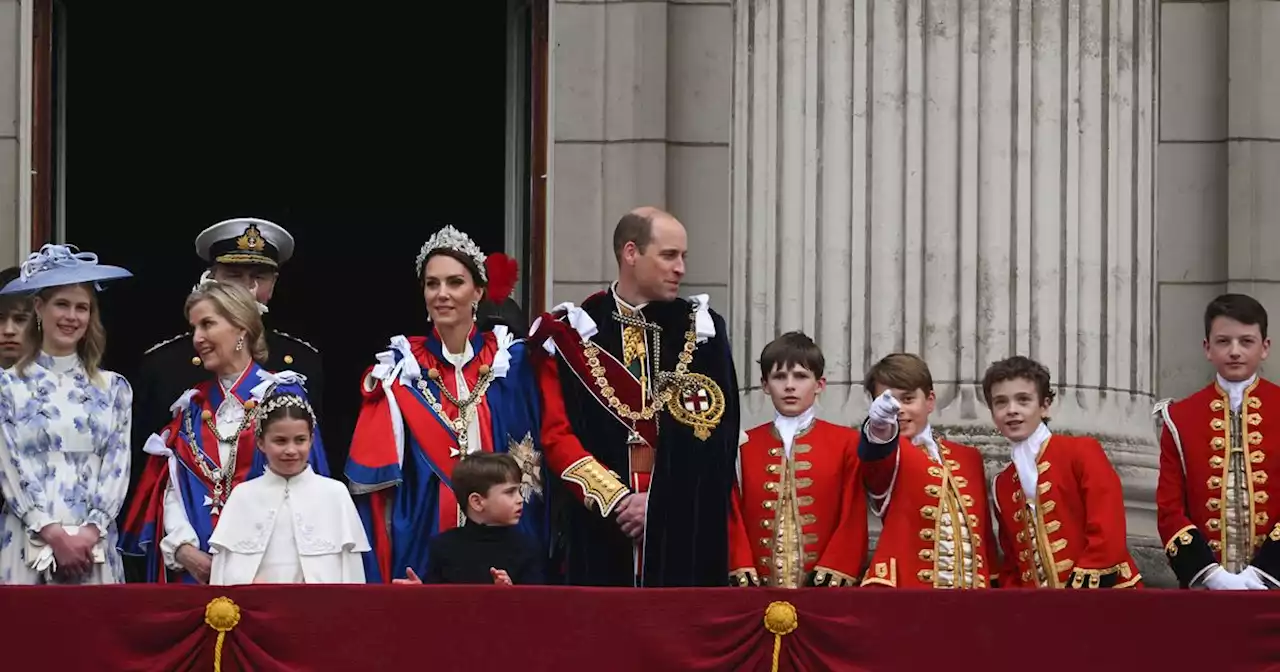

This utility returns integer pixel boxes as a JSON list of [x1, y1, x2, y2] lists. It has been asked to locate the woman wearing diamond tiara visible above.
[[0, 245, 133, 584], [121, 277, 328, 583], [346, 225, 549, 583]]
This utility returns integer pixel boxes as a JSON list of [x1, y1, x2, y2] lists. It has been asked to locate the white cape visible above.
[[208, 466, 370, 585]]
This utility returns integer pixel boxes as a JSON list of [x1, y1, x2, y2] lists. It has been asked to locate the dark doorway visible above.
[[57, 2, 529, 469]]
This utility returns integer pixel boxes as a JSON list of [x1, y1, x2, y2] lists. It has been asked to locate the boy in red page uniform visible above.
[[985, 356, 1142, 588], [858, 354, 996, 588], [727, 332, 867, 587], [1156, 293, 1280, 590]]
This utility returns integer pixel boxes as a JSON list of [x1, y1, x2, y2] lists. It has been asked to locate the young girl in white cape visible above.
[[208, 393, 369, 585]]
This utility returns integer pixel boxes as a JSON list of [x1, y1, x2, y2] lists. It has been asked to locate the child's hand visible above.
[[490, 567, 513, 586], [392, 567, 423, 585]]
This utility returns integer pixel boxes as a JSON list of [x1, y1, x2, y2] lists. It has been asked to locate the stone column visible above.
[[0, 0, 28, 265], [731, 0, 1167, 582]]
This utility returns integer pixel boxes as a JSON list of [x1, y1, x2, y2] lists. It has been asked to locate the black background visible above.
[[59, 2, 513, 461]]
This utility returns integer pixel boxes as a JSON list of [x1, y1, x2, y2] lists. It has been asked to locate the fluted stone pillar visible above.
[[730, 0, 1167, 583]]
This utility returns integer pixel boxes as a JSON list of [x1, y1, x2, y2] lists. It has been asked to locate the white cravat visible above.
[[773, 406, 817, 458], [442, 341, 483, 457], [1217, 373, 1256, 412], [913, 424, 940, 462], [1010, 422, 1053, 503], [214, 367, 250, 467]]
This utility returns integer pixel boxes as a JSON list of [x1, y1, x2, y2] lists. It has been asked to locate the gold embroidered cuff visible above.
[[729, 568, 759, 587], [860, 559, 898, 587], [812, 566, 860, 587], [1068, 561, 1140, 589], [560, 456, 630, 517]]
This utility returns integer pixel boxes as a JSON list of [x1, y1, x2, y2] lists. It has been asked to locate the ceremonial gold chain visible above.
[[584, 309, 697, 421], [183, 405, 251, 514], [415, 366, 496, 452]]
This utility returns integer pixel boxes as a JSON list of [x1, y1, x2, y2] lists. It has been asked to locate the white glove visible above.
[[1202, 566, 1249, 590], [867, 391, 901, 427], [1241, 566, 1271, 590]]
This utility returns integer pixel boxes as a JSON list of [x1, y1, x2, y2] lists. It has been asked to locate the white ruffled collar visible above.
[[371, 327, 514, 388]]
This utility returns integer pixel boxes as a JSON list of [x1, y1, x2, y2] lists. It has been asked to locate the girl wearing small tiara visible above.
[[208, 392, 369, 585], [121, 279, 328, 583]]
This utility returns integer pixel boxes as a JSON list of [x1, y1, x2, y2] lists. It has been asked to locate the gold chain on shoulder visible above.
[[584, 308, 697, 421]]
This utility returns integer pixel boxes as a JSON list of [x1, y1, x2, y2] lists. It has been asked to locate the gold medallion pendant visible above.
[[665, 372, 725, 440]]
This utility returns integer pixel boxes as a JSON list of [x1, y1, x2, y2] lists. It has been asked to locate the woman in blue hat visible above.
[[0, 244, 133, 584]]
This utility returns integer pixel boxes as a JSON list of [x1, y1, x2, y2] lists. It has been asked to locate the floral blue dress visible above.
[[0, 352, 132, 584]]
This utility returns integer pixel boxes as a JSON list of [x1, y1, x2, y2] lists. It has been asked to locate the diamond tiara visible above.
[[415, 225, 488, 282], [255, 393, 316, 435]]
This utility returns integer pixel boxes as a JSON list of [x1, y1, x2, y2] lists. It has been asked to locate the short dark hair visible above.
[[0, 266, 31, 314], [863, 353, 933, 397], [453, 453, 521, 504], [981, 356, 1056, 408], [759, 331, 825, 379], [1204, 293, 1268, 339], [612, 211, 655, 262]]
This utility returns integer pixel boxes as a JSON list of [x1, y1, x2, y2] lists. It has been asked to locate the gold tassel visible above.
[[204, 597, 242, 672], [762, 601, 798, 672]]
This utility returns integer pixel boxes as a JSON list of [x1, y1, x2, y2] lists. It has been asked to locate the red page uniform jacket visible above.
[[727, 418, 867, 587], [857, 424, 994, 588], [992, 427, 1142, 589], [1156, 377, 1280, 587]]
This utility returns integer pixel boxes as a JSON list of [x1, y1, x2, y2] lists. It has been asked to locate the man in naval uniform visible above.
[[128, 218, 325, 492]]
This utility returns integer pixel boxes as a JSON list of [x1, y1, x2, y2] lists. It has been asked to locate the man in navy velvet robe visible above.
[[530, 207, 741, 587]]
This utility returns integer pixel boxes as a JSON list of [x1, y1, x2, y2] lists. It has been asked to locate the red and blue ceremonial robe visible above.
[[120, 363, 328, 582], [345, 326, 549, 583]]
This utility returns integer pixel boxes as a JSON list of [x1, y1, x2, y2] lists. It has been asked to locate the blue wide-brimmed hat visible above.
[[0, 244, 132, 295]]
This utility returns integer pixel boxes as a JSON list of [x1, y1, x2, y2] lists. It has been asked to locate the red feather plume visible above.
[[485, 253, 519, 303]]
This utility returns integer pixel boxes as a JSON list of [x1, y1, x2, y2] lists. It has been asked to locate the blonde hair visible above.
[[184, 281, 268, 363], [17, 282, 107, 384]]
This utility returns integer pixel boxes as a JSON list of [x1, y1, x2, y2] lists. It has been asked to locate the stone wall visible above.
[[548, 0, 734, 312], [1158, 0, 1280, 400], [0, 0, 24, 267]]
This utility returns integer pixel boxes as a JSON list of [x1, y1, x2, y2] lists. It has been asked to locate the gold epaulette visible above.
[[143, 332, 190, 355], [272, 329, 319, 353]]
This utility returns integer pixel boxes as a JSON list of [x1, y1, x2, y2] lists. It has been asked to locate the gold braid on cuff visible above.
[[561, 456, 630, 517], [1069, 561, 1141, 589], [813, 566, 860, 587]]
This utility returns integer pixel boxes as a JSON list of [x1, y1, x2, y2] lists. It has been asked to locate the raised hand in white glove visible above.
[[1241, 566, 1271, 590], [868, 391, 901, 426], [1202, 566, 1249, 590], [864, 391, 901, 443]]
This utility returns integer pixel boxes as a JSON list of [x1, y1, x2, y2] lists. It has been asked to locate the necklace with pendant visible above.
[[415, 364, 496, 455]]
